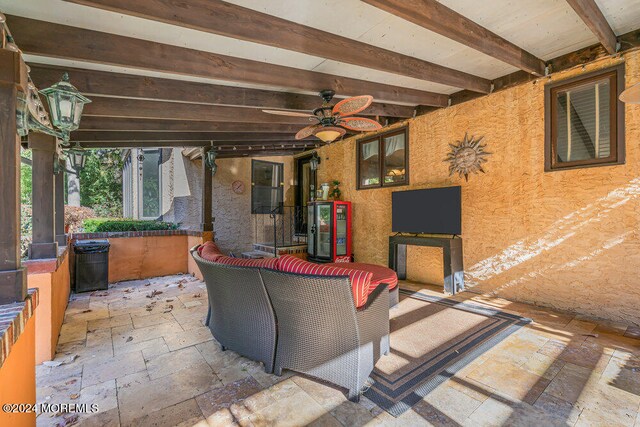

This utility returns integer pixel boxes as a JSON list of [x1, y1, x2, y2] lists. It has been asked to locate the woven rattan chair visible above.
[[261, 269, 390, 401], [191, 249, 277, 373]]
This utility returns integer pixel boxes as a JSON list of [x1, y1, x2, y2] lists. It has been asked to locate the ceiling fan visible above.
[[262, 90, 382, 143]]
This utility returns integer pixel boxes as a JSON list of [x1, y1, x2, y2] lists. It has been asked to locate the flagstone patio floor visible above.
[[36, 274, 640, 426]]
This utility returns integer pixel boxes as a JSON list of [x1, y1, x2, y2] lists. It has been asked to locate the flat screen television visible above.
[[392, 186, 461, 235]]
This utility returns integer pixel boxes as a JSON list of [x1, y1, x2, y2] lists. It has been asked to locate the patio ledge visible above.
[[23, 245, 69, 275], [0, 288, 39, 368], [71, 229, 206, 239]]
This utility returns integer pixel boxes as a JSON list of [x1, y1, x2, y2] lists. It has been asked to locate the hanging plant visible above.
[[329, 180, 342, 200]]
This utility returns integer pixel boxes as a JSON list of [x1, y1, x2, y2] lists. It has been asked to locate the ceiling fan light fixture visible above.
[[620, 83, 640, 103], [314, 126, 345, 143]]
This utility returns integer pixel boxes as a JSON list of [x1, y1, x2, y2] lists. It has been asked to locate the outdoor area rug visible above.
[[363, 289, 531, 416]]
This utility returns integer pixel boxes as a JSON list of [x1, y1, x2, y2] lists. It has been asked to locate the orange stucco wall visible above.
[[107, 235, 190, 282], [29, 252, 71, 364], [0, 313, 37, 427], [317, 52, 640, 325]]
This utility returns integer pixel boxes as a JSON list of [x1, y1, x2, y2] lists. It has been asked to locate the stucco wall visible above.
[[212, 156, 295, 254], [163, 149, 203, 230], [29, 252, 70, 363], [107, 235, 189, 282], [316, 52, 640, 325], [0, 313, 36, 427]]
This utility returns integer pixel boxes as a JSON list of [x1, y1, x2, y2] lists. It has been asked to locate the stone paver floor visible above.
[[37, 274, 640, 426]]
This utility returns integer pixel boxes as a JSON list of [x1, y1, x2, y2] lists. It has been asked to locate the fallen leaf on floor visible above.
[[126, 336, 133, 342], [178, 284, 184, 289], [166, 299, 174, 302], [65, 379, 77, 385], [70, 393, 79, 400], [146, 290, 163, 298], [56, 414, 79, 427], [80, 309, 92, 313], [163, 305, 174, 313], [124, 288, 133, 293], [193, 293, 202, 298]]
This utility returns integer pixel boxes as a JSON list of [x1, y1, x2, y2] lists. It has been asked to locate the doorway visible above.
[[295, 153, 317, 235]]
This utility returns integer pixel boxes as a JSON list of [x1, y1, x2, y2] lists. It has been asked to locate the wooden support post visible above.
[[201, 147, 213, 232], [55, 156, 66, 247], [0, 50, 28, 304], [28, 133, 59, 259]]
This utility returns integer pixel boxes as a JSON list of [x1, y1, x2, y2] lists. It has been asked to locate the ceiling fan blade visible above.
[[338, 117, 382, 132], [332, 95, 373, 117], [295, 124, 321, 140], [262, 109, 314, 118]]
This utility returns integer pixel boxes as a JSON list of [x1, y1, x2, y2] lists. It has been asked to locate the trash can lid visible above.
[[74, 239, 110, 253]]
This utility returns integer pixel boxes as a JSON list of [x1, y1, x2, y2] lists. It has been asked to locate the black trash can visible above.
[[74, 239, 110, 293]]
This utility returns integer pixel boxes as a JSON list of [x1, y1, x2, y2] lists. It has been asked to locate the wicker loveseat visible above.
[[191, 243, 390, 401]]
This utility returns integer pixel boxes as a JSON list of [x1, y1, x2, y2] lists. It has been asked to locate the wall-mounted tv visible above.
[[392, 186, 462, 235]]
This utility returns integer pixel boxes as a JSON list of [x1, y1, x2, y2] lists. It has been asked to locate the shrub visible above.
[[21, 204, 32, 258], [82, 218, 179, 233], [65, 206, 97, 233]]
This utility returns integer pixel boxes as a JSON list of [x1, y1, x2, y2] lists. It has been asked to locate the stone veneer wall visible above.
[[211, 155, 295, 255], [316, 52, 640, 325]]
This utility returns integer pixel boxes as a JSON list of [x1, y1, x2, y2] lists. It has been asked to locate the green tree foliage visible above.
[[79, 149, 124, 217], [20, 149, 32, 204]]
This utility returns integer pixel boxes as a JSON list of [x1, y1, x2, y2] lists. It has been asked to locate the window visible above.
[[357, 127, 408, 189], [138, 149, 161, 219], [252, 160, 284, 214], [545, 65, 625, 171]]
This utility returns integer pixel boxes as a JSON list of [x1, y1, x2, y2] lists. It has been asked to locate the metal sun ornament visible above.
[[444, 133, 491, 181]]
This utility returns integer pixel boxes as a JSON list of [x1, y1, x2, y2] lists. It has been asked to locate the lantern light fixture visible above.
[[39, 73, 92, 142], [309, 151, 320, 171], [205, 144, 218, 175], [67, 142, 87, 173]]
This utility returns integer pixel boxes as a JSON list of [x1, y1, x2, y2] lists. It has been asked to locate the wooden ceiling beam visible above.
[[565, 0, 618, 54], [82, 96, 313, 124], [63, 0, 490, 93], [362, 0, 546, 76], [70, 131, 311, 142], [77, 117, 303, 133], [9, 15, 453, 105], [29, 63, 415, 118]]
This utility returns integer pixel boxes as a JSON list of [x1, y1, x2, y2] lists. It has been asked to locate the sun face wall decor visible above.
[[444, 133, 491, 181]]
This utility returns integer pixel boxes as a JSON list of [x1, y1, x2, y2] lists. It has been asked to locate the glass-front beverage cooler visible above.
[[307, 201, 352, 263]]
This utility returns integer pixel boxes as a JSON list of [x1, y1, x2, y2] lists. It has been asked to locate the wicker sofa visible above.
[[191, 244, 390, 401]]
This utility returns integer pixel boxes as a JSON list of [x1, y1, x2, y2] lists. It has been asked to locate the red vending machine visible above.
[[307, 201, 352, 263]]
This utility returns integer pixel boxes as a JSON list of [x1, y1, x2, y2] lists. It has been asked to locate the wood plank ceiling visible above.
[[3, 0, 639, 157]]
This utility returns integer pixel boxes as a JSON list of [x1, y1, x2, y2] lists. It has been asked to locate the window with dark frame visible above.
[[545, 64, 625, 171], [357, 127, 409, 189], [251, 159, 284, 214]]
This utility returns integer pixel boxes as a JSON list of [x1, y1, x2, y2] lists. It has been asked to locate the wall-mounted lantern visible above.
[[67, 142, 86, 173], [310, 151, 321, 171], [39, 73, 91, 142], [205, 144, 218, 176]]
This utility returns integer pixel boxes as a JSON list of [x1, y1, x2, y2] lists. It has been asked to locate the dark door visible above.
[[295, 154, 317, 234]]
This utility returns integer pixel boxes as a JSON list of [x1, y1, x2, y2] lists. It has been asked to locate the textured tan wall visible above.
[[317, 52, 640, 325], [212, 156, 294, 254]]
